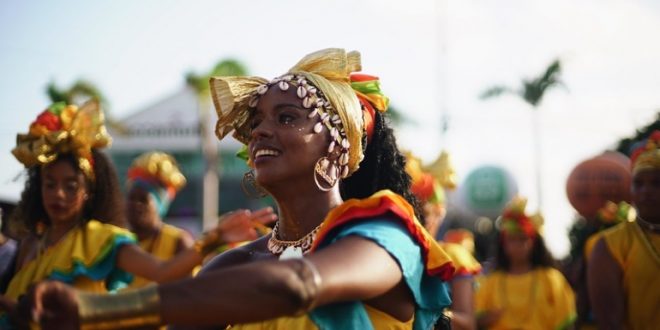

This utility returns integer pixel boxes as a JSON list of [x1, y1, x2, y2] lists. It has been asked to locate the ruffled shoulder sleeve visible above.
[[311, 190, 455, 279], [438, 242, 481, 277], [308, 190, 454, 330], [49, 220, 136, 291]]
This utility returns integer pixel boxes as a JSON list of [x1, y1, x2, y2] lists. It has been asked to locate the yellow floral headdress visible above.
[[631, 130, 660, 176], [11, 101, 111, 181], [210, 48, 385, 177]]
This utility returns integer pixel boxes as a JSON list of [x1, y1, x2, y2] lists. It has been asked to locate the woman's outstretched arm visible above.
[[117, 208, 276, 284], [30, 235, 407, 328]]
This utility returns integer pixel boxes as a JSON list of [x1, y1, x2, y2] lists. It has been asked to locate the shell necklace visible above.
[[267, 222, 322, 260]]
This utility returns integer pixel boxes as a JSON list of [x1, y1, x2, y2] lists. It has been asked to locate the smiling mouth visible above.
[[254, 149, 281, 159]]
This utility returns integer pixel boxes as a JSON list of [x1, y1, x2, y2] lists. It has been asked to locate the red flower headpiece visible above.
[[498, 196, 543, 239]]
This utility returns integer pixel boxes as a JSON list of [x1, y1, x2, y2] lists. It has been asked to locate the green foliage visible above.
[[46, 80, 106, 105], [44, 79, 128, 134], [480, 59, 564, 108], [186, 58, 249, 94], [614, 111, 660, 155]]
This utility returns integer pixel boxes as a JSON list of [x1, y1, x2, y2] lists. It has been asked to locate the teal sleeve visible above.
[[309, 218, 451, 330]]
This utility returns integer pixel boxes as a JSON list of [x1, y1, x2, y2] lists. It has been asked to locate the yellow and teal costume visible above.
[[0, 220, 135, 327], [232, 190, 455, 330], [5, 220, 135, 299]]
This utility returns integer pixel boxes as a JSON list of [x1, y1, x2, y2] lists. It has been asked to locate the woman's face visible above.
[[502, 233, 534, 264], [632, 169, 660, 222], [126, 186, 160, 229], [247, 86, 330, 190], [40, 159, 89, 225]]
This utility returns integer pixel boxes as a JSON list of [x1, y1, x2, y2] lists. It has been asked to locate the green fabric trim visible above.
[[350, 80, 383, 96]]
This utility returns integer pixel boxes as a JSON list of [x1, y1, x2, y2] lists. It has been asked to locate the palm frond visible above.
[[45, 81, 68, 104], [479, 85, 514, 100], [521, 59, 564, 107]]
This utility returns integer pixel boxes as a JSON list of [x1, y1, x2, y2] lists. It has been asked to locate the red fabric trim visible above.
[[350, 73, 379, 82], [127, 168, 161, 187], [454, 266, 482, 277]]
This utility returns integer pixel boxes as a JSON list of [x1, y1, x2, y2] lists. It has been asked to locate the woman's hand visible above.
[[21, 281, 80, 330], [214, 207, 277, 245]]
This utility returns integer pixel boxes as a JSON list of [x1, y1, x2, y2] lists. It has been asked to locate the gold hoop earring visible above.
[[314, 156, 339, 192], [241, 170, 268, 198]]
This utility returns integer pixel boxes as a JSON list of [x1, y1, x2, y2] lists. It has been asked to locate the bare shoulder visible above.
[[199, 235, 272, 275]]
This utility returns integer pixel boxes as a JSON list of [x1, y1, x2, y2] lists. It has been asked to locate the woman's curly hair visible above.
[[10, 149, 126, 238], [340, 112, 425, 224]]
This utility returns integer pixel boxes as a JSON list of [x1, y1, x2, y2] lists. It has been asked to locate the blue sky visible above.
[[1, 0, 659, 256]]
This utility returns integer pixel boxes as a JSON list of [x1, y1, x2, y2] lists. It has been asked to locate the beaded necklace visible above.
[[267, 222, 322, 259]]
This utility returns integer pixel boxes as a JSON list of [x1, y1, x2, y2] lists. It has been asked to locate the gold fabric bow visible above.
[[12, 100, 111, 180], [210, 48, 366, 176]]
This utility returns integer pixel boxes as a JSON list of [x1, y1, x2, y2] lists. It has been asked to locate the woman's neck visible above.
[[47, 219, 79, 245], [508, 260, 533, 275], [132, 220, 163, 241], [273, 188, 343, 241]]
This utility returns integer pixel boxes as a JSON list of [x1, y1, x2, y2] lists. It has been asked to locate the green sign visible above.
[[463, 166, 517, 217]]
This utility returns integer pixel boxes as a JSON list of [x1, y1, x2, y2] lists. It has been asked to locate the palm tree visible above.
[[45, 80, 125, 133], [480, 59, 564, 211], [186, 59, 248, 230]]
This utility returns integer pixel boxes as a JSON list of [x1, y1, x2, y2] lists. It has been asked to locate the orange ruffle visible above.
[[311, 190, 455, 281]]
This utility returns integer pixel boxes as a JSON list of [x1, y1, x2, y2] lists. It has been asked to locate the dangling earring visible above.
[[35, 221, 47, 236], [314, 156, 339, 191], [241, 170, 268, 198]]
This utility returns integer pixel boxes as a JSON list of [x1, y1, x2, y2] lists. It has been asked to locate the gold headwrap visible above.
[[631, 130, 660, 176], [127, 152, 187, 193], [210, 48, 366, 176], [12, 100, 111, 180]]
